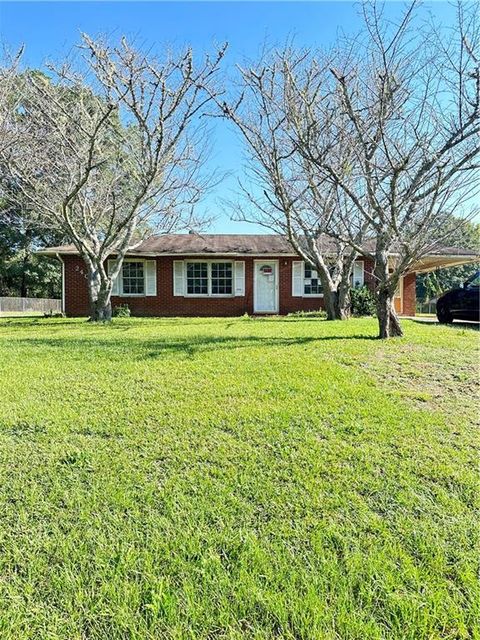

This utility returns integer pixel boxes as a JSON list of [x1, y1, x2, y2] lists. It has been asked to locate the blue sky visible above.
[[0, 1, 458, 233]]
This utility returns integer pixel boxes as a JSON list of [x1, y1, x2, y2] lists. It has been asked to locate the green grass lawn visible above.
[[0, 316, 478, 640]]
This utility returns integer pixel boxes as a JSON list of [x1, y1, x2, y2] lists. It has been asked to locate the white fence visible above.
[[416, 299, 438, 315], [0, 297, 62, 314]]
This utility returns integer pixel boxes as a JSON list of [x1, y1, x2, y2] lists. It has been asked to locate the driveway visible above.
[[404, 315, 479, 328]]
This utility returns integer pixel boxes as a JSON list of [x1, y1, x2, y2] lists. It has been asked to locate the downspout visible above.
[[55, 253, 65, 315]]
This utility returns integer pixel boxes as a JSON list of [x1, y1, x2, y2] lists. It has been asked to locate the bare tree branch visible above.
[[0, 36, 227, 320]]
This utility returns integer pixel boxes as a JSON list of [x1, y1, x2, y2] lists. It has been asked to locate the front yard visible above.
[[0, 316, 478, 639]]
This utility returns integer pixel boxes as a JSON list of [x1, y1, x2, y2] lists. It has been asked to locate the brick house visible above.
[[39, 234, 478, 318]]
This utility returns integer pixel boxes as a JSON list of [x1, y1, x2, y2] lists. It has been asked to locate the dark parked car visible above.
[[436, 271, 480, 323]]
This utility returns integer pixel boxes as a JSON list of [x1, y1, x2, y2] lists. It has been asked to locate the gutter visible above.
[[36, 247, 480, 260], [37, 250, 303, 258], [55, 253, 65, 315]]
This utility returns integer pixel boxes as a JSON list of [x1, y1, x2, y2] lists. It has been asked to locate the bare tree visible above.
[[288, 1, 480, 337], [217, 50, 366, 320], [0, 46, 25, 155], [1, 36, 226, 320]]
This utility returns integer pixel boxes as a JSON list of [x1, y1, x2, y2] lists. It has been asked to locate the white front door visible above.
[[254, 261, 279, 313]]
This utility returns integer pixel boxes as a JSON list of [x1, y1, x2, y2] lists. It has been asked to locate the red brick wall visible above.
[[61, 254, 414, 317], [63, 255, 91, 317], [363, 258, 375, 289], [402, 272, 416, 316], [360, 259, 416, 316]]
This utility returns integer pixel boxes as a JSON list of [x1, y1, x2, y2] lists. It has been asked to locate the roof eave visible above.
[[411, 255, 479, 273], [36, 249, 301, 258]]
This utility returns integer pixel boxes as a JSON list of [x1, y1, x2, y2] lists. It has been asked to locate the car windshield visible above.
[[465, 271, 480, 287]]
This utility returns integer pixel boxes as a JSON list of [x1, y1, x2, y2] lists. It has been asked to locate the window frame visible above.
[[302, 263, 323, 297], [183, 259, 235, 298], [185, 260, 209, 296], [210, 261, 234, 296], [351, 260, 365, 289], [115, 258, 147, 297], [120, 259, 146, 296], [296, 260, 365, 298]]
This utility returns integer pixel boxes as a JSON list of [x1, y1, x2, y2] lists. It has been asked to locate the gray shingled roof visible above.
[[38, 234, 310, 256], [38, 233, 478, 258]]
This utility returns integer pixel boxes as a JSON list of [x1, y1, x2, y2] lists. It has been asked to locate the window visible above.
[[352, 261, 364, 288], [122, 261, 144, 295], [304, 264, 322, 295], [211, 262, 233, 295], [186, 262, 208, 294], [109, 258, 156, 297], [185, 261, 234, 296]]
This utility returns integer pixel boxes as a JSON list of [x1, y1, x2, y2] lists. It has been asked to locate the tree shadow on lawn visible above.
[[1, 315, 371, 329], [1, 317, 255, 330], [6, 332, 378, 360], [0, 318, 76, 328]]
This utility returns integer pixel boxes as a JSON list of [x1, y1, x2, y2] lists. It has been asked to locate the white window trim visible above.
[[183, 259, 235, 298], [352, 259, 365, 288], [302, 262, 324, 298], [116, 258, 147, 297]]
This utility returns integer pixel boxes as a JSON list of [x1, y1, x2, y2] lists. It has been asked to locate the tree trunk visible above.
[[337, 279, 351, 320], [87, 266, 112, 322], [316, 265, 349, 320], [20, 247, 30, 298], [322, 287, 339, 320], [376, 288, 403, 338], [89, 290, 112, 322], [321, 287, 351, 320], [20, 262, 27, 298], [20, 227, 33, 298], [319, 269, 352, 321], [373, 242, 403, 338]]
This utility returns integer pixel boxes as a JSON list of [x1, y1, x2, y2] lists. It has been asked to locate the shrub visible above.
[[113, 304, 131, 318], [350, 286, 376, 317]]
